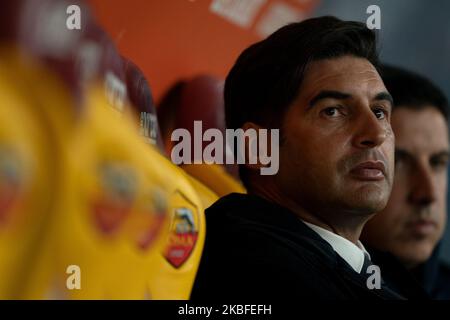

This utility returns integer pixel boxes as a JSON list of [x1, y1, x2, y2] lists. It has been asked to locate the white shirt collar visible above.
[[302, 220, 370, 273]]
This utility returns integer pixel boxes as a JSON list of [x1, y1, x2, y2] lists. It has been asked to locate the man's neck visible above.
[[250, 185, 370, 245]]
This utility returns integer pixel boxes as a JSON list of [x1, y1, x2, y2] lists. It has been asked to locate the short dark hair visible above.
[[224, 16, 379, 188], [379, 64, 449, 121]]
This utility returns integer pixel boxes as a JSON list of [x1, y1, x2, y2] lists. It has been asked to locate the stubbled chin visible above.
[[395, 241, 436, 267], [347, 185, 389, 211]]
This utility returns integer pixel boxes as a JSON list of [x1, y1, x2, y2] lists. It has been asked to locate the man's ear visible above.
[[241, 122, 266, 172]]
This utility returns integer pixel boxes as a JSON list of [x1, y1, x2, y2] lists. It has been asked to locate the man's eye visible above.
[[394, 151, 408, 167], [373, 107, 387, 120], [321, 107, 341, 117], [431, 158, 449, 170]]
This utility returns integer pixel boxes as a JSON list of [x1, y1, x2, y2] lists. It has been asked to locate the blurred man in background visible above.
[[362, 65, 450, 299]]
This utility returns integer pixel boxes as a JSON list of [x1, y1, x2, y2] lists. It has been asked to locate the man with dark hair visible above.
[[191, 16, 426, 299], [362, 65, 450, 299]]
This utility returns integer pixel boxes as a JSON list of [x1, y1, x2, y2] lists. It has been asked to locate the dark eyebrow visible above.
[[373, 92, 394, 106], [396, 149, 450, 162], [308, 90, 352, 108], [431, 150, 450, 160]]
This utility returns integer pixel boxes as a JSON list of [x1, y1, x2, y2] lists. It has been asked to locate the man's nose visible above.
[[408, 163, 437, 207], [352, 109, 388, 149]]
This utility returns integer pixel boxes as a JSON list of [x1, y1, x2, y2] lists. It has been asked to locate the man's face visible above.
[[363, 107, 449, 267], [276, 56, 395, 220]]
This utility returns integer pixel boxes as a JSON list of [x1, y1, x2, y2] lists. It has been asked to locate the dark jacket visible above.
[[411, 243, 450, 299], [191, 193, 428, 300]]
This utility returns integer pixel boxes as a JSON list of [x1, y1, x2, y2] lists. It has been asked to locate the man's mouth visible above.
[[406, 218, 438, 237], [349, 160, 386, 181]]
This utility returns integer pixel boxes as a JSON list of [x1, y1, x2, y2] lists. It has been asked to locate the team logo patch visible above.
[[91, 162, 137, 235], [164, 191, 199, 268], [0, 147, 22, 227], [135, 187, 168, 250]]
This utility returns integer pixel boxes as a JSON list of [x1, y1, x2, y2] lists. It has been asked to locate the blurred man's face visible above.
[[276, 56, 395, 221], [363, 107, 449, 267]]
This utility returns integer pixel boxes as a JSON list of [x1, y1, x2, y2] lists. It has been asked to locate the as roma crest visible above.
[[135, 187, 168, 251], [0, 147, 22, 227], [164, 191, 199, 268], [91, 162, 137, 235]]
